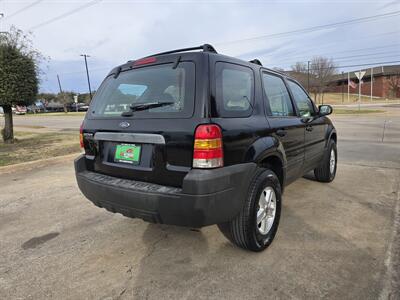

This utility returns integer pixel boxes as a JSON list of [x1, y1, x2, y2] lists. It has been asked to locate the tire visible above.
[[314, 139, 337, 182], [218, 168, 282, 252]]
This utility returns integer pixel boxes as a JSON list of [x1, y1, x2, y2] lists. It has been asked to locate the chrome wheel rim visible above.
[[329, 149, 336, 174], [257, 187, 276, 235]]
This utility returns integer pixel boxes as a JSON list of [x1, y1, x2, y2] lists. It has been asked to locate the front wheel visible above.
[[314, 139, 337, 182], [217, 169, 282, 252]]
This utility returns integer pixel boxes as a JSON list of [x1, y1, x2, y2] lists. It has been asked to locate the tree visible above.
[[37, 92, 56, 102], [290, 57, 337, 103], [387, 75, 400, 99], [309, 56, 337, 104], [56, 91, 74, 113], [0, 27, 41, 142], [78, 92, 94, 104], [291, 62, 307, 73], [289, 62, 309, 91]]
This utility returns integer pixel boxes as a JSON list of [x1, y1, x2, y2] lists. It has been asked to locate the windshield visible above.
[[90, 62, 195, 118]]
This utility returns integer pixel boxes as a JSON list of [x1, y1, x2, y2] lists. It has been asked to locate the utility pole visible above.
[[57, 74, 63, 93], [57, 74, 67, 113], [0, 12, 6, 35], [307, 60, 310, 91], [341, 71, 344, 103], [80, 54, 92, 99], [358, 70, 361, 110], [370, 67, 373, 102], [347, 72, 350, 102]]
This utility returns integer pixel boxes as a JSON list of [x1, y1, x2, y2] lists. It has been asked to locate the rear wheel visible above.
[[218, 169, 282, 252], [314, 139, 337, 182]]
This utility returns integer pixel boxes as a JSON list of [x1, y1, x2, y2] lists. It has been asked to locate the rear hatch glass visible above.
[[90, 62, 195, 118], [84, 61, 196, 187]]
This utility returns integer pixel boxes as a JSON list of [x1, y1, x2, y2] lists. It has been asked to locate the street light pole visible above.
[[80, 54, 92, 100], [307, 60, 310, 91], [0, 12, 6, 35]]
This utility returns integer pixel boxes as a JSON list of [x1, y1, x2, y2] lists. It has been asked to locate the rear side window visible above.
[[262, 73, 295, 117], [90, 62, 195, 118], [287, 80, 315, 118], [215, 62, 254, 117]]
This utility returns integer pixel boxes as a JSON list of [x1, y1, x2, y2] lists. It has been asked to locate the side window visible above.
[[215, 62, 254, 117], [287, 80, 315, 118], [262, 73, 295, 117]]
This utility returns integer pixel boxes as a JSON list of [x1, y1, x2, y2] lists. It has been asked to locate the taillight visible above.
[[133, 56, 157, 66], [79, 123, 84, 148], [193, 124, 223, 168]]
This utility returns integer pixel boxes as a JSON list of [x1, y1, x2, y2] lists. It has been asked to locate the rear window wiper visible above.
[[121, 101, 174, 116]]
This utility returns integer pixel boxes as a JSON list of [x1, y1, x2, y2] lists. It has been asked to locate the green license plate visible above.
[[114, 144, 141, 164]]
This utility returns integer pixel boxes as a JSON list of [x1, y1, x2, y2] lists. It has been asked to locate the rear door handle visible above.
[[276, 129, 287, 137], [306, 125, 313, 132]]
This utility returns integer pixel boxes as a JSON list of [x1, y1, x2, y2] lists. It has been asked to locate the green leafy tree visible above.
[[78, 92, 94, 104], [0, 27, 41, 142], [37, 92, 56, 102], [56, 91, 74, 113]]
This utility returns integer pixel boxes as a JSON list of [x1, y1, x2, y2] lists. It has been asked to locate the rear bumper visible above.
[[75, 155, 257, 227]]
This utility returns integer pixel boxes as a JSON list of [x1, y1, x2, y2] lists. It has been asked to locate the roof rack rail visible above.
[[143, 44, 217, 58], [249, 59, 262, 66]]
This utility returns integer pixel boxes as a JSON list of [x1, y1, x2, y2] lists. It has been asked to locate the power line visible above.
[[217, 10, 400, 45], [272, 50, 400, 65], [29, 0, 103, 31], [3, 0, 43, 20], [323, 60, 400, 70], [249, 31, 400, 60], [329, 54, 400, 65], [277, 60, 400, 71]]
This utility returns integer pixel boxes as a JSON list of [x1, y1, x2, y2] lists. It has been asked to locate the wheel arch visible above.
[[326, 128, 337, 147], [244, 136, 287, 191]]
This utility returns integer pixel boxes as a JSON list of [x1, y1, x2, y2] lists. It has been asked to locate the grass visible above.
[[0, 130, 81, 167], [314, 93, 400, 105], [333, 108, 385, 115], [23, 112, 86, 117]]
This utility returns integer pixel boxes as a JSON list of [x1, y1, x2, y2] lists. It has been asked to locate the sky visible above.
[[1, 0, 399, 94]]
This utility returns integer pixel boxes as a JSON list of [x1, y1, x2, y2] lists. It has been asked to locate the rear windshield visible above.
[[90, 62, 195, 118]]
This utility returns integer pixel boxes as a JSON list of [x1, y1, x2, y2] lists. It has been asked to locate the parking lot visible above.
[[1, 109, 399, 299]]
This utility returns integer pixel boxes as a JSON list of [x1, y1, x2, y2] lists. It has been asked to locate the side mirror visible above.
[[319, 105, 333, 116]]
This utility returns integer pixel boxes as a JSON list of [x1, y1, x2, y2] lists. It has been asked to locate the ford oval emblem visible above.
[[119, 121, 130, 128]]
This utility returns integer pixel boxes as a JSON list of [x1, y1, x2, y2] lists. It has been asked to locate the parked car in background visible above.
[[45, 101, 64, 112], [13, 105, 27, 115], [69, 103, 89, 112], [27, 101, 47, 113]]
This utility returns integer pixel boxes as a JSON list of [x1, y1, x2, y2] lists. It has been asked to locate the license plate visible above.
[[114, 144, 141, 164]]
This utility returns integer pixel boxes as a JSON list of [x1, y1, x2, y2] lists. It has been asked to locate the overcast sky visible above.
[[1, 0, 399, 93]]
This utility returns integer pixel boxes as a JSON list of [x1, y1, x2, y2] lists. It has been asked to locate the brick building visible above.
[[329, 65, 400, 98]]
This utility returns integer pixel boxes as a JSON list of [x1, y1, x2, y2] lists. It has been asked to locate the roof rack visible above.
[[143, 44, 217, 58], [249, 59, 263, 66]]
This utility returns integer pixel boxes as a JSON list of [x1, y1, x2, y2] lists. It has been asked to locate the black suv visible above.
[[75, 44, 337, 252]]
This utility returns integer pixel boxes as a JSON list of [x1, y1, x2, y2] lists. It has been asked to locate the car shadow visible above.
[[302, 171, 318, 182]]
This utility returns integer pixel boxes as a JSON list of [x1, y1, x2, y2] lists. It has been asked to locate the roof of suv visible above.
[[107, 43, 289, 80]]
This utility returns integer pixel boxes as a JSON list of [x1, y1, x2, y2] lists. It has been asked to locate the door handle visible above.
[[306, 125, 313, 132], [276, 129, 287, 137]]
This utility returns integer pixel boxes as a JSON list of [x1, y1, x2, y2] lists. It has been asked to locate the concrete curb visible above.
[[0, 153, 81, 174]]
